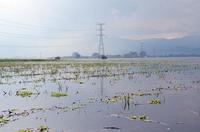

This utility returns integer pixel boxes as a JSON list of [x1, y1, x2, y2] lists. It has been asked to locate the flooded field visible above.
[[0, 58, 200, 132]]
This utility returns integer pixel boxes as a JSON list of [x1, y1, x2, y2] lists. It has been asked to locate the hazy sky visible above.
[[0, 0, 199, 58]]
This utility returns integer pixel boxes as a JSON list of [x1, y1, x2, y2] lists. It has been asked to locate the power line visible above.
[[0, 22, 95, 40], [0, 44, 71, 48], [0, 18, 93, 32], [0, 18, 97, 41], [0, 30, 90, 40]]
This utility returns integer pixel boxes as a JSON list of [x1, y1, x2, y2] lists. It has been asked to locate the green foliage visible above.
[[16, 88, 33, 97], [51, 92, 68, 97], [38, 125, 49, 132], [0, 117, 10, 125], [149, 99, 161, 104], [130, 115, 148, 121], [16, 130, 32, 132]]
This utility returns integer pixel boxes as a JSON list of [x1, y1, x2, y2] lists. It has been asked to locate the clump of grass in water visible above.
[[16, 88, 33, 97], [17, 129, 32, 132], [17, 125, 49, 132], [129, 115, 148, 121], [131, 92, 151, 96], [0, 116, 10, 125], [103, 95, 124, 104], [149, 99, 161, 104], [38, 125, 49, 132], [51, 92, 68, 97]]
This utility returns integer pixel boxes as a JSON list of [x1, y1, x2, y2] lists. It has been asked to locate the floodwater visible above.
[[0, 57, 200, 132]]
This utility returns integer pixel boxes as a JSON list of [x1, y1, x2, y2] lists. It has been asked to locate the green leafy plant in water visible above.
[[130, 115, 137, 120], [103, 95, 123, 104], [130, 115, 148, 121], [16, 88, 33, 97], [11, 108, 18, 112], [131, 92, 151, 96], [0, 117, 10, 125], [139, 115, 147, 120], [16, 129, 32, 132], [51, 92, 68, 97], [104, 98, 118, 104], [38, 125, 49, 132], [149, 99, 161, 104]]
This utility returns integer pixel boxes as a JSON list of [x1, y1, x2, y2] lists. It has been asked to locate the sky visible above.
[[0, 0, 200, 58]]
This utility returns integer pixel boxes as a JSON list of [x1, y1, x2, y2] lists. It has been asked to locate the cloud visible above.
[[0, 0, 200, 57], [122, 32, 187, 40], [108, 0, 200, 40]]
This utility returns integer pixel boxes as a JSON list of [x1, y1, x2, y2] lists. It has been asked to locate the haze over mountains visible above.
[[106, 35, 200, 56]]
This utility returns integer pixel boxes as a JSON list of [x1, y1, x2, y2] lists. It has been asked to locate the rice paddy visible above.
[[0, 58, 200, 132]]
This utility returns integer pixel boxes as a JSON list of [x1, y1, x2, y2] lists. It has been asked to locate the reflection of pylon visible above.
[[98, 23, 105, 59], [100, 76, 104, 101]]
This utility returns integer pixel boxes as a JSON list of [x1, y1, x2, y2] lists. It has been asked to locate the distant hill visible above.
[[105, 35, 200, 56]]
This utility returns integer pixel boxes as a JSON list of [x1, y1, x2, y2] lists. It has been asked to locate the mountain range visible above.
[[106, 35, 200, 56]]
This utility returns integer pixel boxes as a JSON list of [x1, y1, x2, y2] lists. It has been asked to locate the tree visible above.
[[101, 55, 108, 59], [140, 51, 147, 58], [91, 52, 99, 58], [72, 52, 81, 59], [124, 51, 138, 58], [55, 56, 61, 60]]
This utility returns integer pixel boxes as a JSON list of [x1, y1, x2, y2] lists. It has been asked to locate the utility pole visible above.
[[97, 23, 105, 59]]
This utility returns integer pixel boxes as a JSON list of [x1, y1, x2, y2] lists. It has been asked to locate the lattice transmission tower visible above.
[[97, 23, 106, 59]]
